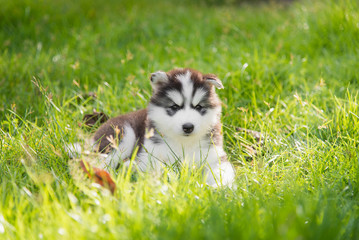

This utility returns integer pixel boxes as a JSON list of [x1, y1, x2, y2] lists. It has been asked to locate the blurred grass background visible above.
[[1, 0, 359, 239], [1, 0, 358, 121]]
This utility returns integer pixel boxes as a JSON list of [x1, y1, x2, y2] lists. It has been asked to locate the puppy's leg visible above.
[[98, 124, 137, 170], [205, 160, 235, 188], [204, 148, 235, 188], [65, 142, 82, 159]]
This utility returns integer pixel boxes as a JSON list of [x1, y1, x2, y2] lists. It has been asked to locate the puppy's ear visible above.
[[150, 71, 168, 92], [203, 74, 224, 89]]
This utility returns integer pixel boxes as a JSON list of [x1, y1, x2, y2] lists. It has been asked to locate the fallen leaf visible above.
[[80, 160, 116, 194]]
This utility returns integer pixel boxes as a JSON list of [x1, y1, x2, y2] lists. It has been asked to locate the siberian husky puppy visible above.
[[93, 68, 235, 187]]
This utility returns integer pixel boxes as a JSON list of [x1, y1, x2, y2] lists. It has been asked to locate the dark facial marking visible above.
[[190, 88, 210, 116], [150, 78, 185, 117], [151, 80, 183, 106], [192, 104, 207, 116], [166, 104, 183, 116], [190, 78, 218, 115]]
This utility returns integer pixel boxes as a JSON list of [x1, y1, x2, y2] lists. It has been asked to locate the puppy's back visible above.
[[93, 109, 147, 153]]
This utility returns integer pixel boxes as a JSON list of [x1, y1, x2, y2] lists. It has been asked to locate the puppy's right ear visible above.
[[203, 74, 224, 90], [150, 71, 168, 92]]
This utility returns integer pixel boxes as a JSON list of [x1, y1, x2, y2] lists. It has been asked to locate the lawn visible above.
[[1, 0, 359, 239]]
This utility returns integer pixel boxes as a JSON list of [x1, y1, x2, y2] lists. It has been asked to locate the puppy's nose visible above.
[[182, 123, 194, 134]]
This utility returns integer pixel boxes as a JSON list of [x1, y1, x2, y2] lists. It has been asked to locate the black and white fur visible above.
[[92, 68, 235, 187]]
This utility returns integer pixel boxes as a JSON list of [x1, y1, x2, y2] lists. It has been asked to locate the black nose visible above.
[[182, 123, 194, 134]]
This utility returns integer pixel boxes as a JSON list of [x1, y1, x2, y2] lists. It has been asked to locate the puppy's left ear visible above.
[[150, 71, 168, 92], [203, 74, 224, 89]]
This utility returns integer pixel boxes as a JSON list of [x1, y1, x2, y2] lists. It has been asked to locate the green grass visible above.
[[1, 0, 359, 239]]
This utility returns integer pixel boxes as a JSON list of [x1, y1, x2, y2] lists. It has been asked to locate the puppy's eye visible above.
[[194, 105, 203, 111], [170, 104, 180, 111]]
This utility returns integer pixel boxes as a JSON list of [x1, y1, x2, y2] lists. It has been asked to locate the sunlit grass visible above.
[[1, 0, 359, 239]]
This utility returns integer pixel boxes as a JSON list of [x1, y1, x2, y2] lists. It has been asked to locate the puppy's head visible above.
[[148, 68, 223, 142]]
